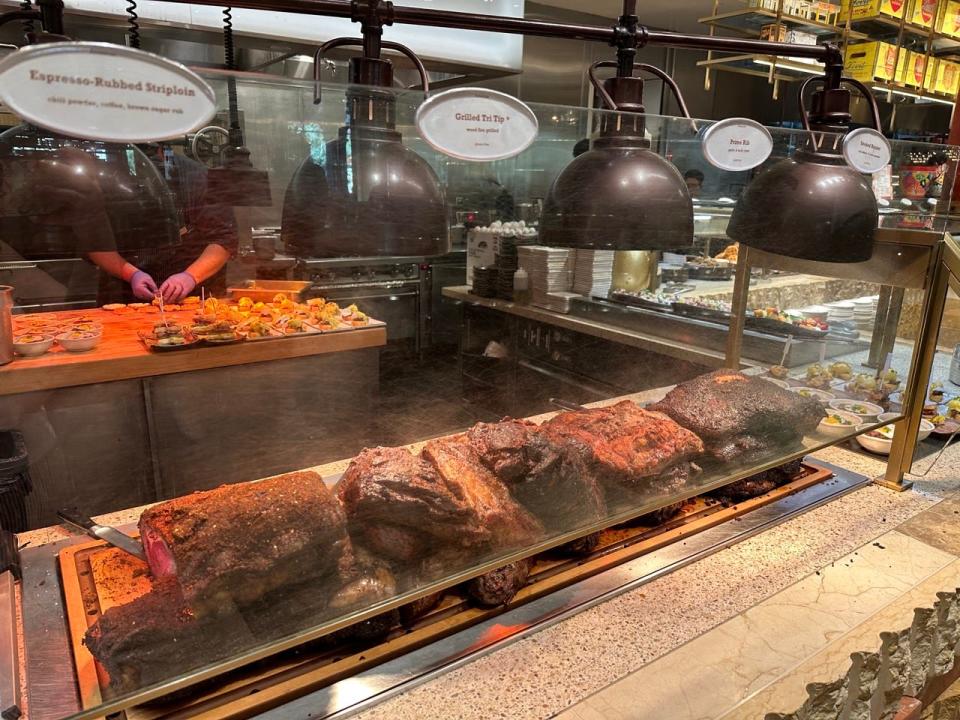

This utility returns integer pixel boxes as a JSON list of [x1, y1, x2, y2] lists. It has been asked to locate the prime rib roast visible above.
[[651, 370, 824, 464], [139, 470, 353, 614]]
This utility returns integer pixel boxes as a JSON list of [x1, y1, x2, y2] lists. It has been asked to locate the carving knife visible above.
[[57, 508, 146, 561]]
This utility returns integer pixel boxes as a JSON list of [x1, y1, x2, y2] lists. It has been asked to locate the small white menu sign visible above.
[[415, 87, 538, 162], [701, 117, 773, 172], [843, 127, 891, 175], [0, 42, 216, 143]]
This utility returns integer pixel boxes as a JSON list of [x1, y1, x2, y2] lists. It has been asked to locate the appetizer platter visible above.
[[134, 294, 380, 353], [607, 289, 675, 312]]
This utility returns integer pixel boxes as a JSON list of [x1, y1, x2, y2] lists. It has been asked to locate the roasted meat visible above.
[[337, 444, 542, 565], [465, 559, 532, 607], [466, 418, 606, 531], [421, 436, 544, 549], [712, 458, 804, 503], [538, 401, 703, 500], [139, 470, 352, 614], [651, 370, 824, 462], [84, 579, 248, 695]]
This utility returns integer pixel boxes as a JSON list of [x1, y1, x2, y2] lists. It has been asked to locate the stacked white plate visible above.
[[518, 246, 574, 312], [853, 296, 878, 331], [826, 301, 855, 324], [572, 249, 615, 299]]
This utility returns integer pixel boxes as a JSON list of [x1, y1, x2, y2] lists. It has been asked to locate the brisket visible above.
[[139, 470, 352, 614], [466, 418, 607, 532], [538, 401, 703, 500], [650, 370, 824, 460]]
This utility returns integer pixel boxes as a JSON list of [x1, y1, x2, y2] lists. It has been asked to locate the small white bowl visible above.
[[818, 410, 862, 439], [56, 330, 101, 353], [829, 399, 884, 422], [877, 413, 935, 442], [790, 387, 835, 403], [856, 424, 893, 454], [13, 333, 54, 357]]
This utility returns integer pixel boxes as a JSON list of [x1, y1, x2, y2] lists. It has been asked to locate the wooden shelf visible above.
[[696, 52, 824, 82], [699, 8, 865, 38]]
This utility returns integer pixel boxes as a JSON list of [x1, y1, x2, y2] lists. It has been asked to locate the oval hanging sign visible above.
[[842, 127, 891, 174], [0, 42, 216, 143], [701, 117, 773, 172], [415, 88, 538, 162]]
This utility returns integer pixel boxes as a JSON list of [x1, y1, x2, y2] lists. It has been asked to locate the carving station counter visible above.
[[0, 307, 386, 528], [13, 390, 960, 720]]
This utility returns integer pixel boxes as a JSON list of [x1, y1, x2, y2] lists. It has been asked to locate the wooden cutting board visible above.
[[1, 308, 386, 396]]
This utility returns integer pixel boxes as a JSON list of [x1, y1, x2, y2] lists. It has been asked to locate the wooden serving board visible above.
[[59, 463, 834, 719], [1, 308, 386, 396]]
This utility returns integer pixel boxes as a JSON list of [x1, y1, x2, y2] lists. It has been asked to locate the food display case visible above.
[[1, 62, 958, 720]]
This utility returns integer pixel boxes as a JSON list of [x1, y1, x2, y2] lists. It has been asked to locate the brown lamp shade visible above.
[[728, 148, 878, 264], [539, 134, 693, 251], [282, 124, 449, 258]]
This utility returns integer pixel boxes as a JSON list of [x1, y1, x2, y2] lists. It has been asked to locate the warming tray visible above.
[[226, 280, 313, 303]]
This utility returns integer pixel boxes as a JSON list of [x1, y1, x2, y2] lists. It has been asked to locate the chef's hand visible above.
[[159, 272, 197, 303], [129, 271, 159, 301]]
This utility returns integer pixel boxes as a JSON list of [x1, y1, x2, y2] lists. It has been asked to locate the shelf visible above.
[[699, 8, 865, 38], [844, 15, 960, 50], [697, 52, 825, 81], [870, 81, 957, 104]]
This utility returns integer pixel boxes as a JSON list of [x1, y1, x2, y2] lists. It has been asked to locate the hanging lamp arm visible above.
[[588, 60, 691, 118]]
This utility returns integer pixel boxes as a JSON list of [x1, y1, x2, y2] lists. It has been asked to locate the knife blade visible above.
[[57, 508, 146, 561]]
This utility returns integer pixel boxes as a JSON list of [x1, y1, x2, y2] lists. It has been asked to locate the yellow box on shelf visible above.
[[937, 0, 960, 36], [935, 58, 960, 95], [902, 50, 935, 88], [840, 0, 906, 21], [908, 0, 941, 27], [844, 41, 906, 82]]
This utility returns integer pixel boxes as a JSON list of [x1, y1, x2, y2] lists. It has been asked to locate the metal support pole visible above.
[[725, 245, 752, 369], [880, 236, 953, 491]]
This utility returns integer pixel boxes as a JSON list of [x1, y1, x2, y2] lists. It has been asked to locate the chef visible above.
[[88, 145, 238, 304]]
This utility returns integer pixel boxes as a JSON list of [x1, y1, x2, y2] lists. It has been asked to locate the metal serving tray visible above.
[[226, 280, 313, 303]]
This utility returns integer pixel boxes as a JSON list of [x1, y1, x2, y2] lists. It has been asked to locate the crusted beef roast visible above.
[[466, 418, 606, 531], [139, 470, 352, 614], [538, 401, 703, 500], [337, 444, 542, 565], [84, 579, 249, 694], [651, 370, 824, 462]]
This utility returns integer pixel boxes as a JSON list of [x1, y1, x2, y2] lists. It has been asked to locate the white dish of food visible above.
[[790, 386, 835, 403], [878, 413, 935, 441], [56, 330, 102, 352], [818, 410, 862, 439], [855, 419, 935, 454], [13, 333, 54, 357], [828, 399, 884, 421]]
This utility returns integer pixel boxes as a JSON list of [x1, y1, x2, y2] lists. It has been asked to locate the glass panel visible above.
[[1, 71, 954, 718]]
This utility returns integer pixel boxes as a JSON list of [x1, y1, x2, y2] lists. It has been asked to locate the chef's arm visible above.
[[87, 251, 140, 282], [183, 243, 230, 284]]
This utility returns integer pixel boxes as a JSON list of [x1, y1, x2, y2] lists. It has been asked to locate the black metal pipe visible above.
[[0, 8, 41, 29], [36, 0, 64, 35], [154, 0, 841, 66]]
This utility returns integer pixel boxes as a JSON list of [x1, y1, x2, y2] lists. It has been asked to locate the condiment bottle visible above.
[[513, 267, 530, 304]]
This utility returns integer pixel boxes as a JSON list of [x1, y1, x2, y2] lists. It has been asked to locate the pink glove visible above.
[[159, 272, 197, 303], [129, 270, 159, 301]]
